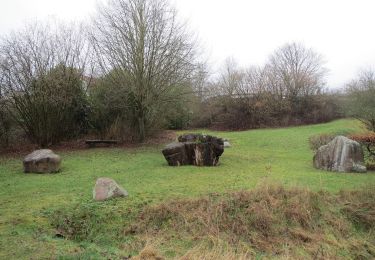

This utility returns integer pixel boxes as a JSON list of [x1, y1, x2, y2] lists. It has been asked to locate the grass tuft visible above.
[[49, 202, 110, 241], [339, 188, 375, 231], [131, 244, 164, 260]]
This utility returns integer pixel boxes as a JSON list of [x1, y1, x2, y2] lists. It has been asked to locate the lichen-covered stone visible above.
[[93, 178, 128, 201], [23, 149, 61, 173], [313, 136, 366, 173], [162, 134, 224, 166]]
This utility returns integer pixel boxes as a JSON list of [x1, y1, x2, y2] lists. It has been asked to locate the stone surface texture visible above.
[[162, 134, 224, 166], [313, 136, 366, 173], [93, 178, 128, 201], [23, 149, 61, 173]]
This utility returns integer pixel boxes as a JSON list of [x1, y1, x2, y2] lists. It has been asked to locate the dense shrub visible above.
[[26, 66, 89, 146], [192, 94, 342, 131], [89, 71, 198, 139], [308, 129, 355, 151], [0, 102, 13, 147], [350, 133, 375, 154], [350, 133, 375, 170], [1, 66, 89, 147], [190, 97, 222, 128], [308, 134, 336, 151], [88, 75, 135, 141], [165, 105, 193, 130], [0, 22, 90, 147]]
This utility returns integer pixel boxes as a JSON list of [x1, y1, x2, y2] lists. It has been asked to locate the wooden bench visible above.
[[85, 140, 119, 148]]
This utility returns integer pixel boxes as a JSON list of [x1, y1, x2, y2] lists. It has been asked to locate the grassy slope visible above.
[[0, 119, 374, 259]]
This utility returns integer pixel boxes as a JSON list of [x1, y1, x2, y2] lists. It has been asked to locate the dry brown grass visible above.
[[127, 183, 375, 259], [131, 244, 165, 260], [339, 188, 375, 231]]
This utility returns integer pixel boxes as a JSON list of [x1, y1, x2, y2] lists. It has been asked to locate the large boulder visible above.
[[93, 178, 128, 201], [162, 142, 191, 166], [313, 136, 366, 173], [162, 134, 224, 166], [23, 149, 61, 173]]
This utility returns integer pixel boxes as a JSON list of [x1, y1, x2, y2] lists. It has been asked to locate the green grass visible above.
[[0, 119, 374, 259]]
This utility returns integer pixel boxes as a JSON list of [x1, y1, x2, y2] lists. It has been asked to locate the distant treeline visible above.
[[0, 0, 374, 148]]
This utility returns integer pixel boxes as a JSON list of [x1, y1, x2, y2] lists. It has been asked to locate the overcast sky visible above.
[[1, 0, 374, 88]]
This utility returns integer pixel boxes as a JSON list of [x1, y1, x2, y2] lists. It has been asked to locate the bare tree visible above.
[[191, 62, 210, 101], [267, 42, 327, 100], [346, 68, 375, 131], [90, 0, 197, 141], [0, 21, 91, 146], [0, 70, 13, 147], [216, 58, 244, 97], [203, 44, 331, 129]]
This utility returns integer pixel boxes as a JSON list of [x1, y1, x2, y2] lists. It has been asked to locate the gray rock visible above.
[[313, 136, 366, 173], [93, 178, 128, 201], [224, 141, 231, 148], [162, 134, 224, 166], [23, 149, 61, 173]]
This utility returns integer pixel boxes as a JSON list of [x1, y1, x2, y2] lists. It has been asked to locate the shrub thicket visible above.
[[0, 22, 90, 147], [350, 133, 375, 170]]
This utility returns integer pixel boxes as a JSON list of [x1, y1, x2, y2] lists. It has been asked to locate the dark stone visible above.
[[162, 134, 224, 166], [162, 142, 190, 166]]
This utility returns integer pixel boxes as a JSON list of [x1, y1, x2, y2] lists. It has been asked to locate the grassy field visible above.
[[0, 119, 374, 259]]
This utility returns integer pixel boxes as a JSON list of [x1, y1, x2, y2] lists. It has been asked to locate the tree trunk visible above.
[[138, 115, 145, 142]]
